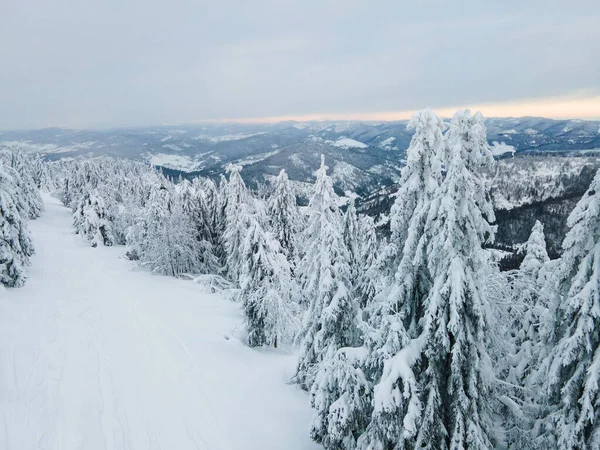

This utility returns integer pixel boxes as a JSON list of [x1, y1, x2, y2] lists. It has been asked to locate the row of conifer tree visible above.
[[0, 149, 46, 287]]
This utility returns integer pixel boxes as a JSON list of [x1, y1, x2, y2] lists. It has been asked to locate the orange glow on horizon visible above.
[[196, 94, 600, 124]]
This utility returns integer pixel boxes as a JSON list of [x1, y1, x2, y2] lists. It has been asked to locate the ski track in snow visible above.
[[0, 194, 318, 450]]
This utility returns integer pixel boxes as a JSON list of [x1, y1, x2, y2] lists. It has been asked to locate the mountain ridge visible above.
[[2, 117, 599, 197]]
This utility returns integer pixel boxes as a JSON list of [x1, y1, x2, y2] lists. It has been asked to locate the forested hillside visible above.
[[359, 153, 600, 259], [3, 110, 600, 449], [2, 116, 599, 196]]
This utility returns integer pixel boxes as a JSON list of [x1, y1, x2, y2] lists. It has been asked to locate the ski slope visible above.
[[0, 194, 318, 450]]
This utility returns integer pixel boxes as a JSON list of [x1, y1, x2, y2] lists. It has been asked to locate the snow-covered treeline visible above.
[[0, 150, 45, 287], [489, 155, 600, 211], [8, 108, 600, 449], [44, 156, 306, 345]]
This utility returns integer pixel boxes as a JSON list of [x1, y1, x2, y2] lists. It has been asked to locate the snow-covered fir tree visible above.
[[297, 158, 367, 449], [200, 177, 224, 252], [417, 109, 498, 448], [268, 169, 301, 262], [58, 157, 165, 248], [72, 161, 100, 202], [304, 110, 449, 450], [343, 199, 361, 278], [359, 110, 498, 449], [0, 161, 34, 287], [59, 171, 75, 208], [73, 189, 115, 247], [128, 183, 201, 276], [315, 110, 445, 446], [223, 166, 251, 282], [0, 150, 44, 220], [178, 179, 220, 274], [295, 155, 360, 390], [240, 212, 299, 347], [509, 220, 551, 384], [501, 220, 550, 448], [355, 215, 379, 308], [386, 109, 446, 276], [30, 152, 53, 191], [310, 346, 372, 450], [178, 178, 195, 213], [0, 143, 51, 191], [536, 169, 600, 449], [212, 175, 229, 264], [520, 221, 551, 279]]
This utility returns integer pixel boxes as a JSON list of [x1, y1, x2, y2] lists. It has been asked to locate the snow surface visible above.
[[149, 153, 200, 172], [377, 136, 397, 150], [490, 141, 516, 157], [0, 140, 98, 155], [330, 137, 368, 149], [232, 150, 280, 167], [0, 194, 317, 450], [161, 143, 183, 152], [194, 133, 266, 143]]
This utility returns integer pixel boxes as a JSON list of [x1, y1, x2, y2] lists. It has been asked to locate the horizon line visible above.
[[2, 93, 599, 131], [191, 94, 600, 125]]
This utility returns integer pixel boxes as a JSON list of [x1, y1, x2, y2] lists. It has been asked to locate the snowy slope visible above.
[[149, 153, 201, 171], [0, 194, 317, 450], [489, 155, 600, 210], [330, 137, 368, 149]]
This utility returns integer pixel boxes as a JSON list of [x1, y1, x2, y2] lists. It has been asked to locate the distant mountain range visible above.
[[2, 117, 599, 196], [3, 117, 600, 256]]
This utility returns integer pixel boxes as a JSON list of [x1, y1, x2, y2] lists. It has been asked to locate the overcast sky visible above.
[[1, 0, 599, 129]]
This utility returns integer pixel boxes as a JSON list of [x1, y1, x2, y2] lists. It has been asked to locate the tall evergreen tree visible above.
[[520, 221, 551, 279], [310, 346, 372, 450], [537, 170, 600, 449], [501, 220, 550, 448], [179, 179, 219, 273], [301, 194, 376, 450], [295, 155, 359, 390], [72, 189, 115, 247], [268, 169, 300, 262], [387, 109, 446, 275], [306, 110, 448, 450], [223, 166, 251, 282], [128, 184, 200, 276], [0, 161, 34, 287], [30, 152, 52, 190], [343, 200, 360, 267], [509, 220, 550, 383], [240, 213, 299, 347], [210, 175, 228, 266], [355, 215, 379, 308], [200, 177, 223, 250], [328, 110, 444, 445], [360, 110, 497, 449], [1, 150, 44, 220], [421, 109, 497, 448]]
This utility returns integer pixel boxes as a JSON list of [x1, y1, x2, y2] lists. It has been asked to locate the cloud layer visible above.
[[1, 0, 599, 128]]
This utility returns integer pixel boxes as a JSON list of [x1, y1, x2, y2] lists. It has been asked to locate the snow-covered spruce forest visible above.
[[2, 109, 600, 449]]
